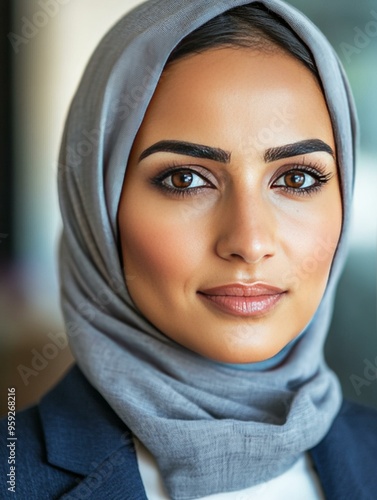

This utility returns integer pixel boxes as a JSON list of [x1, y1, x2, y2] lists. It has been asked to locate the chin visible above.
[[194, 337, 293, 365]]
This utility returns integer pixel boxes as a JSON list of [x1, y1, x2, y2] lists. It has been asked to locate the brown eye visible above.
[[160, 168, 212, 191], [285, 172, 306, 188], [273, 169, 317, 191], [171, 171, 193, 188]]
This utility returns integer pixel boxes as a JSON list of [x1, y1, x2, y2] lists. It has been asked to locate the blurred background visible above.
[[0, 0, 376, 416]]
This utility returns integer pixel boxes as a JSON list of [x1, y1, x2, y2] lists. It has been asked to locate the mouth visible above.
[[197, 283, 286, 317]]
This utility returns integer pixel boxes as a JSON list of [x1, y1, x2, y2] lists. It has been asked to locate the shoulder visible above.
[[310, 399, 377, 500], [326, 398, 377, 446], [0, 366, 144, 500], [0, 390, 80, 499]]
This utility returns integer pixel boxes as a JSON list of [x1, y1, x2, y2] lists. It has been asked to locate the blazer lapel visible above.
[[309, 400, 377, 500], [38, 366, 148, 499], [60, 443, 148, 500], [40, 367, 377, 499]]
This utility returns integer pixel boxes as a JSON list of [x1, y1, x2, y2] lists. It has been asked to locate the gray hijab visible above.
[[58, 0, 357, 498]]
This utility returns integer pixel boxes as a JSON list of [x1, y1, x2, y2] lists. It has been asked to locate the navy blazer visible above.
[[1, 366, 377, 500]]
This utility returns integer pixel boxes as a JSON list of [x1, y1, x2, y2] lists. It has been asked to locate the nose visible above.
[[215, 188, 276, 265]]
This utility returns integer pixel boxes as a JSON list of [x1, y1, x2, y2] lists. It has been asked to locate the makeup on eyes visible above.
[[139, 137, 336, 198], [148, 159, 334, 198], [270, 161, 334, 196], [149, 163, 216, 197], [118, 46, 343, 366]]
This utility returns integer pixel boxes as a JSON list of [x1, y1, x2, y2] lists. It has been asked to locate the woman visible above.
[[1, 0, 376, 499]]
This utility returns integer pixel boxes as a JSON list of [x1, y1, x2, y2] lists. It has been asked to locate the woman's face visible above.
[[118, 47, 342, 363]]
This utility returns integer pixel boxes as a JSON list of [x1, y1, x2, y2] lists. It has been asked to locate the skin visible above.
[[118, 47, 342, 363]]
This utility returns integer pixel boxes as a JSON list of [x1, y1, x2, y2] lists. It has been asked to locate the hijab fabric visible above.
[[58, 1, 357, 498]]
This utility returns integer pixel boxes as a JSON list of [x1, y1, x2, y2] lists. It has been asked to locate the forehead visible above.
[[133, 47, 334, 155]]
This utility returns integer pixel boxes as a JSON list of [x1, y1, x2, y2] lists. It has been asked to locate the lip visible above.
[[197, 283, 286, 317]]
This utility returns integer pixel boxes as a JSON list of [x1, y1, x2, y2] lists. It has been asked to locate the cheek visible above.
[[119, 197, 204, 291], [280, 196, 342, 295]]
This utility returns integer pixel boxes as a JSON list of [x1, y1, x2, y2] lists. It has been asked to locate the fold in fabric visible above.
[[58, 0, 357, 498]]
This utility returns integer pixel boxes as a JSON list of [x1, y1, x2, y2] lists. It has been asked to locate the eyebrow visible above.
[[139, 140, 231, 163], [138, 138, 335, 164], [264, 139, 335, 162]]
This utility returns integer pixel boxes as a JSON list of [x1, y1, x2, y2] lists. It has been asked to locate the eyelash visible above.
[[149, 162, 333, 198], [150, 163, 215, 197], [271, 162, 333, 196]]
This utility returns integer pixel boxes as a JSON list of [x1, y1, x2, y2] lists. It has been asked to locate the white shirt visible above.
[[133, 437, 325, 500]]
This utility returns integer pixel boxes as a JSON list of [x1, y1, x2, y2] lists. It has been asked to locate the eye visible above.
[[150, 166, 216, 196], [274, 170, 316, 189], [271, 165, 332, 195], [162, 169, 210, 190]]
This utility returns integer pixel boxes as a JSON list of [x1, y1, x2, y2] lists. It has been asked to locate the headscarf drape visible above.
[[58, 1, 357, 498]]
